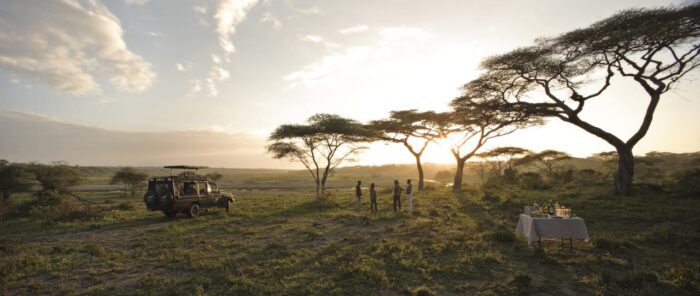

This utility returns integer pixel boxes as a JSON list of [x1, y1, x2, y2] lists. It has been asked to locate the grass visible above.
[[0, 184, 699, 295]]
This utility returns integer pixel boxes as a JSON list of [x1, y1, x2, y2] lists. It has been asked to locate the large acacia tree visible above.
[[461, 5, 700, 194], [369, 110, 442, 191], [267, 114, 375, 199], [441, 99, 540, 193]]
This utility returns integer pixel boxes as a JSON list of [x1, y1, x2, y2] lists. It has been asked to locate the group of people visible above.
[[354, 179, 414, 214]]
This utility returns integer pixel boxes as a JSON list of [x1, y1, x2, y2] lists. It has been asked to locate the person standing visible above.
[[355, 180, 362, 210], [369, 183, 377, 214], [406, 179, 413, 211], [392, 179, 401, 212]]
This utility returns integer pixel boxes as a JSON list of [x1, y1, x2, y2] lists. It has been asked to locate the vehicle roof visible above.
[[164, 165, 208, 170], [149, 175, 212, 182]]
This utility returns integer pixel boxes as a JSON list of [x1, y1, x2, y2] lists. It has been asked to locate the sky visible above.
[[0, 0, 698, 168]]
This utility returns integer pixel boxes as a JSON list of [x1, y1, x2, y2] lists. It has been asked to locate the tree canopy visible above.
[[369, 109, 443, 190], [110, 167, 149, 196], [0, 161, 35, 200], [456, 4, 700, 194], [268, 114, 375, 199]]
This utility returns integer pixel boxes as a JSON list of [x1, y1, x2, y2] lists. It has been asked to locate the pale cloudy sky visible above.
[[0, 0, 698, 167]]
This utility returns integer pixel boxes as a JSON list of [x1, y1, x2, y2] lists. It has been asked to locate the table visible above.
[[515, 214, 589, 251]]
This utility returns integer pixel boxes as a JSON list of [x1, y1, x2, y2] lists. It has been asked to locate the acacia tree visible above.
[[478, 147, 532, 174], [31, 163, 82, 194], [110, 167, 149, 196], [517, 150, 571, 177], [441, 99, 540, 193], [267, 114, 374, 199], [369, 110, 442, 191], [463, 4, 700, 194], [0, 161, 35, 200]]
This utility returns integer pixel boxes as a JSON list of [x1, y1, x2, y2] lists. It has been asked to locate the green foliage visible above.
[[30, 163, 81, 193], [518, 172, 547, 190], [110, 167, 148, 196], [0, 162, 35, 200]]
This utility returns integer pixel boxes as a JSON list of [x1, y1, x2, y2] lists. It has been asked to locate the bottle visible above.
[[548, 200, 555, 215]]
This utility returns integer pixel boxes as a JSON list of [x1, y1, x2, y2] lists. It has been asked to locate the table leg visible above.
[[570, 237, 573, 253]]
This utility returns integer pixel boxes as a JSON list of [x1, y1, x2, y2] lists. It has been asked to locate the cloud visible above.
[[176, 62, 192, 71], [302, 35, 324, 43], [284, 26, 443, 88], [284, 46, 371, 87], [123, 0, 149, 5], [301, 35, 339, 48], [194, 5, 210, 27], [188, 65, 230, 97], [260, 11, 282, 29], [0, 0, 155, 96], [339, 25, 370, 34], [215, 0, 261, 55]]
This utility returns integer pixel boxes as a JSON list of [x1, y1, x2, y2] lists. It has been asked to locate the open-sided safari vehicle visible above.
[[144, 166, 235, 218]]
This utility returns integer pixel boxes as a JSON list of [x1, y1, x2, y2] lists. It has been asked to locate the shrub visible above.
[[518, 172, 547, 190], [615, 271, 658, 290], [489, 226, 516, 243], [574, 169, 603, 186], [509, 273, 532, 291], [481, 190, 500, 203], [551, 168, 574, 185], [674, 169, 700, 198]]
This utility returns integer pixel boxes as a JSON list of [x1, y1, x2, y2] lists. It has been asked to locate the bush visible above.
[[615, 271, 658, 290], [574, 169, 603, 186], [518, 172, 547, 190], [489, 226, 515, 243], [674, 169, 700, 198], [481, 190, 500, 203], [16, 191, 101, 224], [509, 273, 532, 291], [551, 169, 574, 185]]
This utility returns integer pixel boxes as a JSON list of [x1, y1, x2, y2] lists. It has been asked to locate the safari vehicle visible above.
[[144, 166, 235, 218]]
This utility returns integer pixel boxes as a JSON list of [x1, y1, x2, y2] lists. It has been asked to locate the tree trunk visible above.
[[415, 155, 425, 191], [453, 159, 466, 193], [614, 146, 634, 195], [315, 183, 321, 199]]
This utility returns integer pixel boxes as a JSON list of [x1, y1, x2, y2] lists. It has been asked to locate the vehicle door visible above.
[[179, 181, 198, 206], [197, 181, 212, 206]]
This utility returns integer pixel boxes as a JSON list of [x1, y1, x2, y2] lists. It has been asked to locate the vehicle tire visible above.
[[225, 199, 232, 214], [163, 209, 177, 218], [188, 203, 200, 218]]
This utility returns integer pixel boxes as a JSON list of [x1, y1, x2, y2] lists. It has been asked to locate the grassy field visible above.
[[1, 183, 698, 296]]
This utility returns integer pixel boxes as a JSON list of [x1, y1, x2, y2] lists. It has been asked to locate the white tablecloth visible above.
[[515, 214, 590, 244]]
